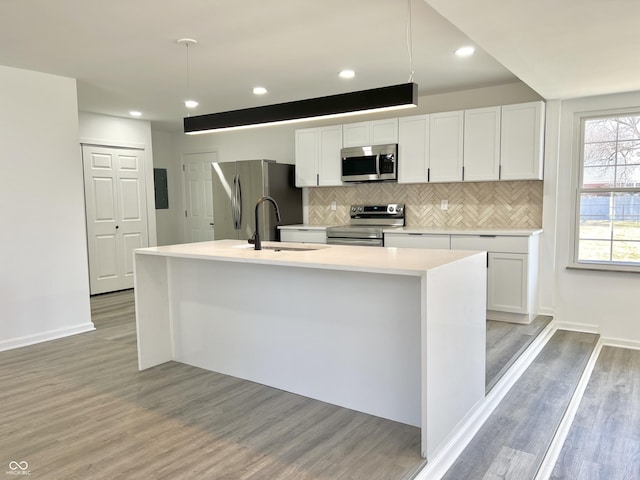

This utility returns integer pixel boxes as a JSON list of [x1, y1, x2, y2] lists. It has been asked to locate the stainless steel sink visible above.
[[232, 244, 323, 252], [262, 245, 322, 252]]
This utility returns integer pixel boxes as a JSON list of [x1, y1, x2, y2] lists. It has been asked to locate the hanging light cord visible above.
[[185, 42, 192, 101], [406, 0, 414, 83]]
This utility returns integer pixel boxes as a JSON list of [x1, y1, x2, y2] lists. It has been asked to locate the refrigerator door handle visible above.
[[236, 175, 243, 229], [231, 174, 239, 229]]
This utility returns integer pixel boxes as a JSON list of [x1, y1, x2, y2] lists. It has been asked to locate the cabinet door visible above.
[[318, 126, 343, 186], [429, 111, 464, 182], [295, 128, 319, 187], [370, 118, 398, 144], [500, 101, 545, 180], [463, 106, 501, 181], [342, 121, 370, 147], [398, 115, 429, 183], [280, 229, 327, 244], [385, 233, 450, 249], [487, 252, 528, 314]]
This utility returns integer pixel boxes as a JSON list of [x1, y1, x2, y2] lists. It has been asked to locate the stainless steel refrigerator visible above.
[[211, 160, 302, 241]]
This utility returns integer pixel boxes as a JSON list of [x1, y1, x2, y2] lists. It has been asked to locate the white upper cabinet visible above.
[[342, 118, 398, 147], [295, 128, 319, 187], [295, 125, 343, 187], [318, 126, 343, 185], [463, 106, 501, 182], [429, 111, 464, 183], [398, 114, 430, 184], [500, 101, 545, 180]]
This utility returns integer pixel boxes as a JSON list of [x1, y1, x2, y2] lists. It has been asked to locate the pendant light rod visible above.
[[177, 38, 198, 109], [406, 0, 414, 83]]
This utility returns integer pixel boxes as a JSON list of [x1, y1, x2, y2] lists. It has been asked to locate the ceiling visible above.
[[0, 0, 637, 132]]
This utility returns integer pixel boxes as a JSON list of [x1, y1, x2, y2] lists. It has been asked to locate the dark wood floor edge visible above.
[[532, 337, 603, 480], [411, 323, 559, 480]]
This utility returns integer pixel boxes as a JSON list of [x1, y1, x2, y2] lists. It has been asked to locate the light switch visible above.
[[331, 201, 337, 211], [440, 199, 449, 211]]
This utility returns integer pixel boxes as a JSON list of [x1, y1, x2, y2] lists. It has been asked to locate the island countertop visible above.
[[136, 239, 483, 276]]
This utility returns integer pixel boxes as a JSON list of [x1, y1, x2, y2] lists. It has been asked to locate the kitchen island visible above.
[[134, 240, 486, 459]]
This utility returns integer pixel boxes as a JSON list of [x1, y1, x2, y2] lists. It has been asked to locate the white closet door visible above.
[[83, 145, 148, 294]]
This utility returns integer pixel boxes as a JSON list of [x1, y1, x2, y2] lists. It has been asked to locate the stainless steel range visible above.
[[326, 203, 405, 247]]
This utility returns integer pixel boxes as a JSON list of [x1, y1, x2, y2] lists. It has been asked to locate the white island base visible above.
[[134, 240, 486, 459]]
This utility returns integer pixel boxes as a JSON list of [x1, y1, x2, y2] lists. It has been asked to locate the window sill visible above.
[[566, 263, 640, 274]]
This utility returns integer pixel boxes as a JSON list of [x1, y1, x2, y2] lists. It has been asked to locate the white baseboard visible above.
[[486, 310, 532, 324], [537, 306, 555, 317], [412, 322, 557, 480], [600, 337, 640, 350], [0, 323, 95, 352], [553, 321, 599, 334]]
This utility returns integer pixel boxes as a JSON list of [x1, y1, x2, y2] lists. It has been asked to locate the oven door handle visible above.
[[327, 237, 383, 247]]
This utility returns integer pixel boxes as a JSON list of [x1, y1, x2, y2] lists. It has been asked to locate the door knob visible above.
[[115, 225, 119, 229]]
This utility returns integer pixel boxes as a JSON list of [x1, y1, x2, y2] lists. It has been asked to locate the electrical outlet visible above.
[[331, 201, 337, 211], [440, 199, 449, 211]]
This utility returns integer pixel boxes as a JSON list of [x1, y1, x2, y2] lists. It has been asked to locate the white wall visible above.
[[78, 112, 157, 246], [152, 130, 183, 246], [546, 91, 640, 344], [0, 66, 93, 350]]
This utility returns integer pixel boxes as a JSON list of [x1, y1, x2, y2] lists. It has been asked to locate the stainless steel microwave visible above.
[[340, 144, 398, 182]]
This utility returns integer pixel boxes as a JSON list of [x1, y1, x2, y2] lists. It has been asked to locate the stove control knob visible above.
[[351, 206, 357, 212], [358, 206, 363, 212]]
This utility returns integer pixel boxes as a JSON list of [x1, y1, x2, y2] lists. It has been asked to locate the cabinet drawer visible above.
[[385, 233, 450, 249], [280, 229, 326, 244], [450, 235, 529, 254]]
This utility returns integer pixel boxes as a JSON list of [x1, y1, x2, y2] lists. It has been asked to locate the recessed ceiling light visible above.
[[454, 46, 476, 57], [129, 111, 142, 117], [339, 69, 356, 79], [253, 87, 268, 95], [185, 99, 199, 108]]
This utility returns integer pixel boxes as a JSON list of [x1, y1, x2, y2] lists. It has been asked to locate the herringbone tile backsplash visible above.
[[308, 181, 543, 228]]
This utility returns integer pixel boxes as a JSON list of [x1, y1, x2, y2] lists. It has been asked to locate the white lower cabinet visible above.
[[279, 228, 327, 244], [384, 232, 450, 249], [487, 252, 528, 314], [387, 231, 540, 323]]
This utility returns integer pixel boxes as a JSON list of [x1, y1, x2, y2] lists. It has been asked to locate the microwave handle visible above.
[[376, 154, 381, 178]]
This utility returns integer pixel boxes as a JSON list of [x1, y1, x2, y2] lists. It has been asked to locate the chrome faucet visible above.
[[253, 196, 281, 250]]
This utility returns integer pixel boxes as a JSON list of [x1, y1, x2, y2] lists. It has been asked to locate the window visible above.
[[575, 114, 640, 270]]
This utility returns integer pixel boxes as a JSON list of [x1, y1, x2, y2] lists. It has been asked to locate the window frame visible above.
[[570, 108, 640, 274]]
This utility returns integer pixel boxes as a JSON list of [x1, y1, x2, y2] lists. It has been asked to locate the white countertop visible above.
[[386, 227, 543, 236], [277, 224, 334, 230], [136, 239, 482, 276], [278, 224, 542, 236]]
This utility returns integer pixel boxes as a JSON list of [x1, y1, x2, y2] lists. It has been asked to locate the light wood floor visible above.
[[0, 290, 552, 480], [0, 290, 424, 480], [551, 346, 640, 479], [486, 316, 552, 392], [443, 330, 599, 480]]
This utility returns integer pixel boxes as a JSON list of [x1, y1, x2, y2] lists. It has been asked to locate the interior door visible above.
[[183, 152, 217, 242], [83, 145, 148, 294]]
